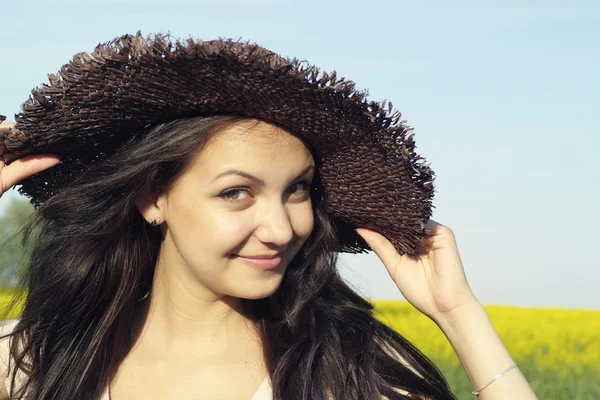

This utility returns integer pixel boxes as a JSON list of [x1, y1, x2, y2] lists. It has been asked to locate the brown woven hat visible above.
[[3, 31, 435, 256]]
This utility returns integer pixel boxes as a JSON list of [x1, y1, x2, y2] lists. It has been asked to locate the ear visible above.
[[135, 188, 165, 223]]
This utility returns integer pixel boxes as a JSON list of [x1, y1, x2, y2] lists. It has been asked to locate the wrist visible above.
[[431, 297, 485, 329], [431, 301, 538, 399]]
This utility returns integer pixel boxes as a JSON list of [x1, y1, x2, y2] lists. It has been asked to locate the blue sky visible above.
[[1, 0, 598, 309]]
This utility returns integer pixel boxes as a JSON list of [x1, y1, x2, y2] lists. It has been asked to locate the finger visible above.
[[0, 123, 16, 152], [0, 122, 15, 132], [0, 141, 6, 170], [424, 219, 441, 234], [415, 234, 437, 254], [355, 228, 401, 269], [1, 155, 61, 189]]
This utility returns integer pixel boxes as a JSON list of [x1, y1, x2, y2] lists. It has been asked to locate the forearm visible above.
[[434, 302, 538, 400]]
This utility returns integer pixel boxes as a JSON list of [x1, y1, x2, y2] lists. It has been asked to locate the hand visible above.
[[356, 220, 479, 325], [0, 118, 61, 199]]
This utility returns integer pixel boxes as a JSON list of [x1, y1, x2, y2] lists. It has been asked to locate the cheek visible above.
[[206, 202, 315, 255], [289, 203, 315, 241], [208, 212, 256, 252], [171, 198, 314, 258], [166, 196, 251, 258]]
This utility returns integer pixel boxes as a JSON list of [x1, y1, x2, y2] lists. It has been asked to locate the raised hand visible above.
[[356, 220, 479, 324], [0, 117, 61, 199]]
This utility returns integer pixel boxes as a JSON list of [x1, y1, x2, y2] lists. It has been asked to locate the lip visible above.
[[238, 253, 281, 260], [235, 254, 282, 270]]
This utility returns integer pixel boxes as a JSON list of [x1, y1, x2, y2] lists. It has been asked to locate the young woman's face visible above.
[[157, 119, 315, 300]]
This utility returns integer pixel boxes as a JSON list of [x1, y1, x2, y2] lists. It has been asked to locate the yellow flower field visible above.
[[372, 300, 600, 399], [1, 293, 598, 399]]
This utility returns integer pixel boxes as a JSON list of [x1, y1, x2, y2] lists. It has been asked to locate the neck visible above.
[[130, 256, 262, 359]]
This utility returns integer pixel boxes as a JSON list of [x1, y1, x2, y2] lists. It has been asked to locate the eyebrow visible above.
[[211, 165, 315, 186]]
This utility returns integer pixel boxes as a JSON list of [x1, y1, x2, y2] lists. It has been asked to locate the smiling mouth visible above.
[[234, 254, 282, 270], [237, 253, 281, 259]]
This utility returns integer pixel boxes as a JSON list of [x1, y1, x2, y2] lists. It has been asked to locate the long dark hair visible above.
[[1, 115, 455, 399]]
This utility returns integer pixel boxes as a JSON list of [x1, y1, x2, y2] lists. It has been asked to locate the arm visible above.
[[356, 222, 539, 399], [434, 302, 538, 400]]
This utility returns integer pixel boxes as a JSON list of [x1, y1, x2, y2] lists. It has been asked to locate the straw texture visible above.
[[3, 31, 435, 255]]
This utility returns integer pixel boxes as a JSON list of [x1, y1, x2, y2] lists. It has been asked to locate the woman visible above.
[[0, 32, 537, 399]]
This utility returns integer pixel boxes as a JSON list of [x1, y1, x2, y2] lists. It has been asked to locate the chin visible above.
[[243, 285, 281, 300], [241, 292, 275, 301], [235, 279, 283, 300]]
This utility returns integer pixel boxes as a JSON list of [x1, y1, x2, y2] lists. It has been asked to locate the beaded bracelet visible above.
[[472, 363, 518, 397]]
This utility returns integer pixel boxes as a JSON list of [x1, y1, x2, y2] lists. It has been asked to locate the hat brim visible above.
[[4, 31, 435, 255]]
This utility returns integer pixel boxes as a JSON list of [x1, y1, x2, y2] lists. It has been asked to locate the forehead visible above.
[[200, 119, 314, 165]]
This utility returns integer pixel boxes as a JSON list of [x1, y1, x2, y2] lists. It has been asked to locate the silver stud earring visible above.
[[150, 219, 159, 226]]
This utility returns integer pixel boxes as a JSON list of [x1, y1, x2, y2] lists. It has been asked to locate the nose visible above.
[[254, 199, 294, 249]]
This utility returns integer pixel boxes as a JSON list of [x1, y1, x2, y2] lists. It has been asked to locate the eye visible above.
[[286, 180, 312, 196], [218, 188, 251, 201], [218, 180, 312, 202]]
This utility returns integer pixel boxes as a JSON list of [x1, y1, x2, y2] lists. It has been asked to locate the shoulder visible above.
[[0, 319, 19, 336], [0, 319, 24, 398], [0, 319, 20, 361]]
